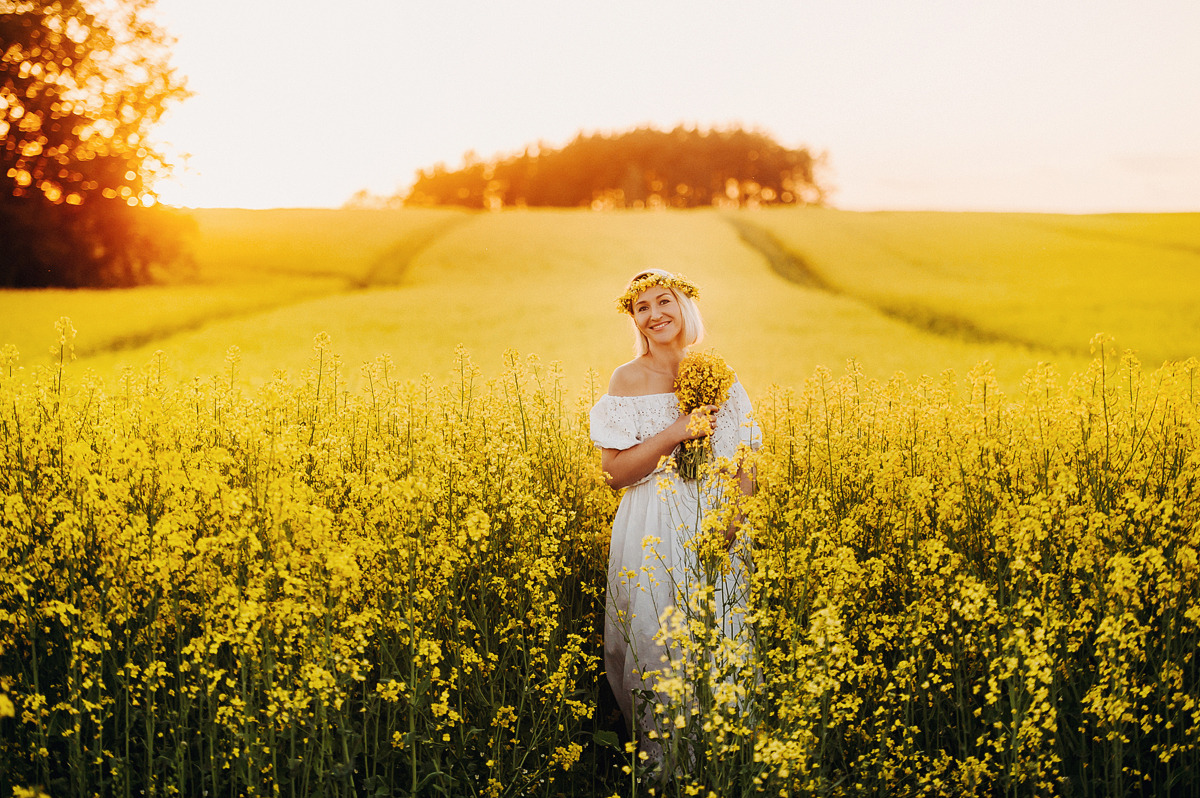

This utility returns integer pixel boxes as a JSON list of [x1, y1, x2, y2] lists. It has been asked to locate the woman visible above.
[[589, 269, 759, 750]]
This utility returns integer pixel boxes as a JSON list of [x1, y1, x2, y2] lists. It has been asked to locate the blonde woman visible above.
[[589, 269, 759, 754]]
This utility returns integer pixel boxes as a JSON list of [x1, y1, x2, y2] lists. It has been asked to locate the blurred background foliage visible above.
[[1, 0, 193, 287]]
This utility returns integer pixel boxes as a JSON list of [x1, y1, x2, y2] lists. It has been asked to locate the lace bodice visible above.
[[589, 382, 760, 484]]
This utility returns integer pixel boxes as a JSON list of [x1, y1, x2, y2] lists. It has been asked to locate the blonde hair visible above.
[[625, 269, 706, 356]]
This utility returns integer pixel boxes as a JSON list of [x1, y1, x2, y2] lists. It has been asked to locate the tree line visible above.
[[402, 126, 826, 210]]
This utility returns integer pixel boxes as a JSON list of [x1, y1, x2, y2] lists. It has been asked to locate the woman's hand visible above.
[[674, 404, 719, 441], [600, 405, 719, 490]]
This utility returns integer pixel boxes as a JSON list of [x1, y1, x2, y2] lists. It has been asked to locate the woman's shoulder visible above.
[[607, 359, 653, 397]]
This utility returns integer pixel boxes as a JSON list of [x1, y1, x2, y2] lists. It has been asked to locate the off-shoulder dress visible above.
[[589, 381, 761, 731]]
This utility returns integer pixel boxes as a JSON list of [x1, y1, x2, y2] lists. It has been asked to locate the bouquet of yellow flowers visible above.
[[673, 349, 735, 480]]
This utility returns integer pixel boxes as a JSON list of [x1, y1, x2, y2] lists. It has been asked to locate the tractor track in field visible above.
[[82, 215, 476, 359], [354, 214, 475, 287], [1011, 216, 1200, 257], [724, 215, 1067, 354]]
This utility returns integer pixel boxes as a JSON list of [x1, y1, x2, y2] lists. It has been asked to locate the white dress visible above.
[[589, 382, 761, 734]]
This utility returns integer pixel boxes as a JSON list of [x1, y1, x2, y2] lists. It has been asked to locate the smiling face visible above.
[[632, 286, 683, 347], [621, 269, 706, 356]]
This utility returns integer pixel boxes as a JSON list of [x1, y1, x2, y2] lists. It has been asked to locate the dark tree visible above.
[[1, 0, 193, 286], [402, 125, 827, 210]]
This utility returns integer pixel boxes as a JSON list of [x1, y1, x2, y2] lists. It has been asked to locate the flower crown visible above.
[[615, 272, 700, 315]]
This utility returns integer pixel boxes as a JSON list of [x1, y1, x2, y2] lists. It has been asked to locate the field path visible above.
[[740, 208, 1200, 366], [355, 214, 475, 287], [74, 210, 470, 357], [725, 215, 1062, 353], [0, 209, 472, 365], [1012, 213, 1200, 257]]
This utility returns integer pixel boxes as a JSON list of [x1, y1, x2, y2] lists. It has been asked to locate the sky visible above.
[[148, 0, 1200, 212]]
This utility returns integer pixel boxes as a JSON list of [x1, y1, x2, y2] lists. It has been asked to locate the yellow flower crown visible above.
[[614, 272, 700, 315]]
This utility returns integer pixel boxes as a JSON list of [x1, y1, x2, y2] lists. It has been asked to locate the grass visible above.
[[1, 207, 1197, 394]]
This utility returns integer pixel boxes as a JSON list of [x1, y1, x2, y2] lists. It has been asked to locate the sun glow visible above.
[[146, 0, 1200, 211]]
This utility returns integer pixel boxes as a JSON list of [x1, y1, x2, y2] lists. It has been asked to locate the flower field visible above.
[[2, 325, 1198, 797]]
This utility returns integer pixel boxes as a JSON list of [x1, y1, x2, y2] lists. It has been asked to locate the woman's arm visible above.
[[599, 405, 717, 489]]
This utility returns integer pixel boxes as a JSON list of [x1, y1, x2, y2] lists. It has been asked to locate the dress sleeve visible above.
[[589, 395, 641, 451], [712, 380, 761, 458]]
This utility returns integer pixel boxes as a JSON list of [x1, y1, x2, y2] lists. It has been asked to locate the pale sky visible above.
[[149, 0, 1200, 212]]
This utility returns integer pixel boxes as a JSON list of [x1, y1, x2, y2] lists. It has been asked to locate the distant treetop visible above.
[[400, 126, 827, 210]]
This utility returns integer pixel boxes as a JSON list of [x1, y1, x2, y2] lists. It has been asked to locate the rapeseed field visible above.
[[2, 325, 1197, 797], [7, 208, 1197, 394]]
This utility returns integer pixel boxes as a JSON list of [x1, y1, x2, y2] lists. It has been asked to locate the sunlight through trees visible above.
[[1, 0, 192, 286]]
